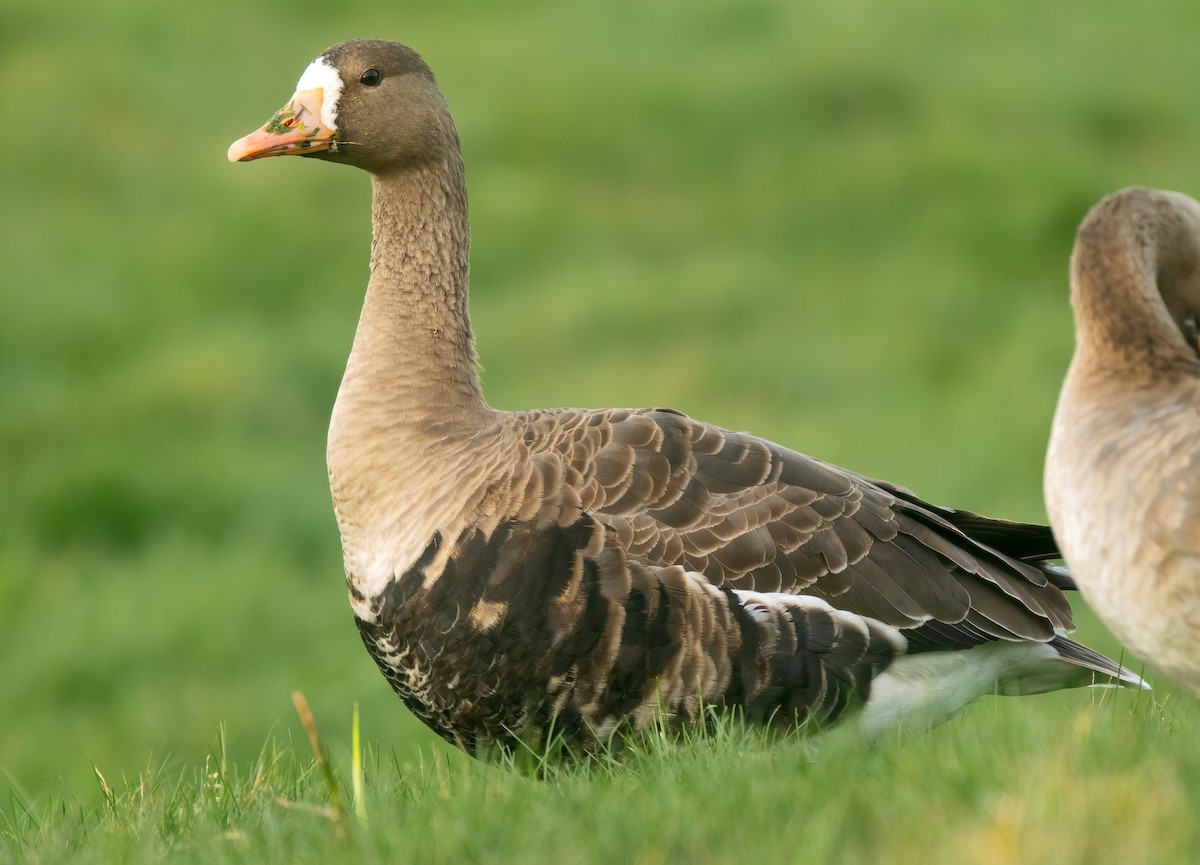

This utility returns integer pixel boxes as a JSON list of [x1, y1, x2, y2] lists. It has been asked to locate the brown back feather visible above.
[[512, 407, 1074, 649]]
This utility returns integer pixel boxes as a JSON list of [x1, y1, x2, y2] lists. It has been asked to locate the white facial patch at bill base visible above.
[[295, 55, 345, 132]]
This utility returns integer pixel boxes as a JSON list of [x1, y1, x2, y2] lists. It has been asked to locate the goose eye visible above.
[[360, 68, 383, 87]]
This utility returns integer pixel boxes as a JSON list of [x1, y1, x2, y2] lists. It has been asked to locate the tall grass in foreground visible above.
[[4, 688, 1197, 865]]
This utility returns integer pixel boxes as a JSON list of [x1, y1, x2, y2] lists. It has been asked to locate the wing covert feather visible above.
[[509, 407, 1074, 651]]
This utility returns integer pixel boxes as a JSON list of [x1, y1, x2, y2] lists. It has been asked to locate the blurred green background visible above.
[[4, 0, 1198, 798]]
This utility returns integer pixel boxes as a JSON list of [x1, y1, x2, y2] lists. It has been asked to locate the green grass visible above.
[[6, 692, 1198, 865], [4, 0, 1200, 861]]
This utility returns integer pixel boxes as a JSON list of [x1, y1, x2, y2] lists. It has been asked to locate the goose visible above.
[[228, 39, 1145, 753], [1046, 186, 1200, 698]]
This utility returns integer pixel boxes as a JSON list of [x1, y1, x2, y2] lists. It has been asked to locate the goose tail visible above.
[[1049, 635, 1150, 690]]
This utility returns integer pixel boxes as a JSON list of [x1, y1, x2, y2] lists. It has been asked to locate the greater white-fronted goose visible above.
[[1047, 186, 1200, 698], [228, 40, 1145, 753]]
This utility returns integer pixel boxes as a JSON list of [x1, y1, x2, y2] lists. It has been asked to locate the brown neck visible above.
[[1069, 189, 1200, 387], [328, 153, 518, 596], [333, 154, 489, 439]]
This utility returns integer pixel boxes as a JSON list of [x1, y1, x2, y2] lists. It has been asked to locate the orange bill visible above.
[[228, 88, 335, 162]]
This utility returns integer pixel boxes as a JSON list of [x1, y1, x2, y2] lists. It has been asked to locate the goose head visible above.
[[1071, 187, 1200, 378], [227, 39, 457, 175]]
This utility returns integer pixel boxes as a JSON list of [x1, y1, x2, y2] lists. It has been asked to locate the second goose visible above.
[[1047, 186, 1200, 699]]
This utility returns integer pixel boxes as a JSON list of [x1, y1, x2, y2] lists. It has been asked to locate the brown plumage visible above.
[[1047, 186, 1200, 698], [229, 39, 1144, 755]]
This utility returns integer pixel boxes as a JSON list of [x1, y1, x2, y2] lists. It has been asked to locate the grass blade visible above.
[[290, 691, 346, 830], [352, 702, 367, 826]]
